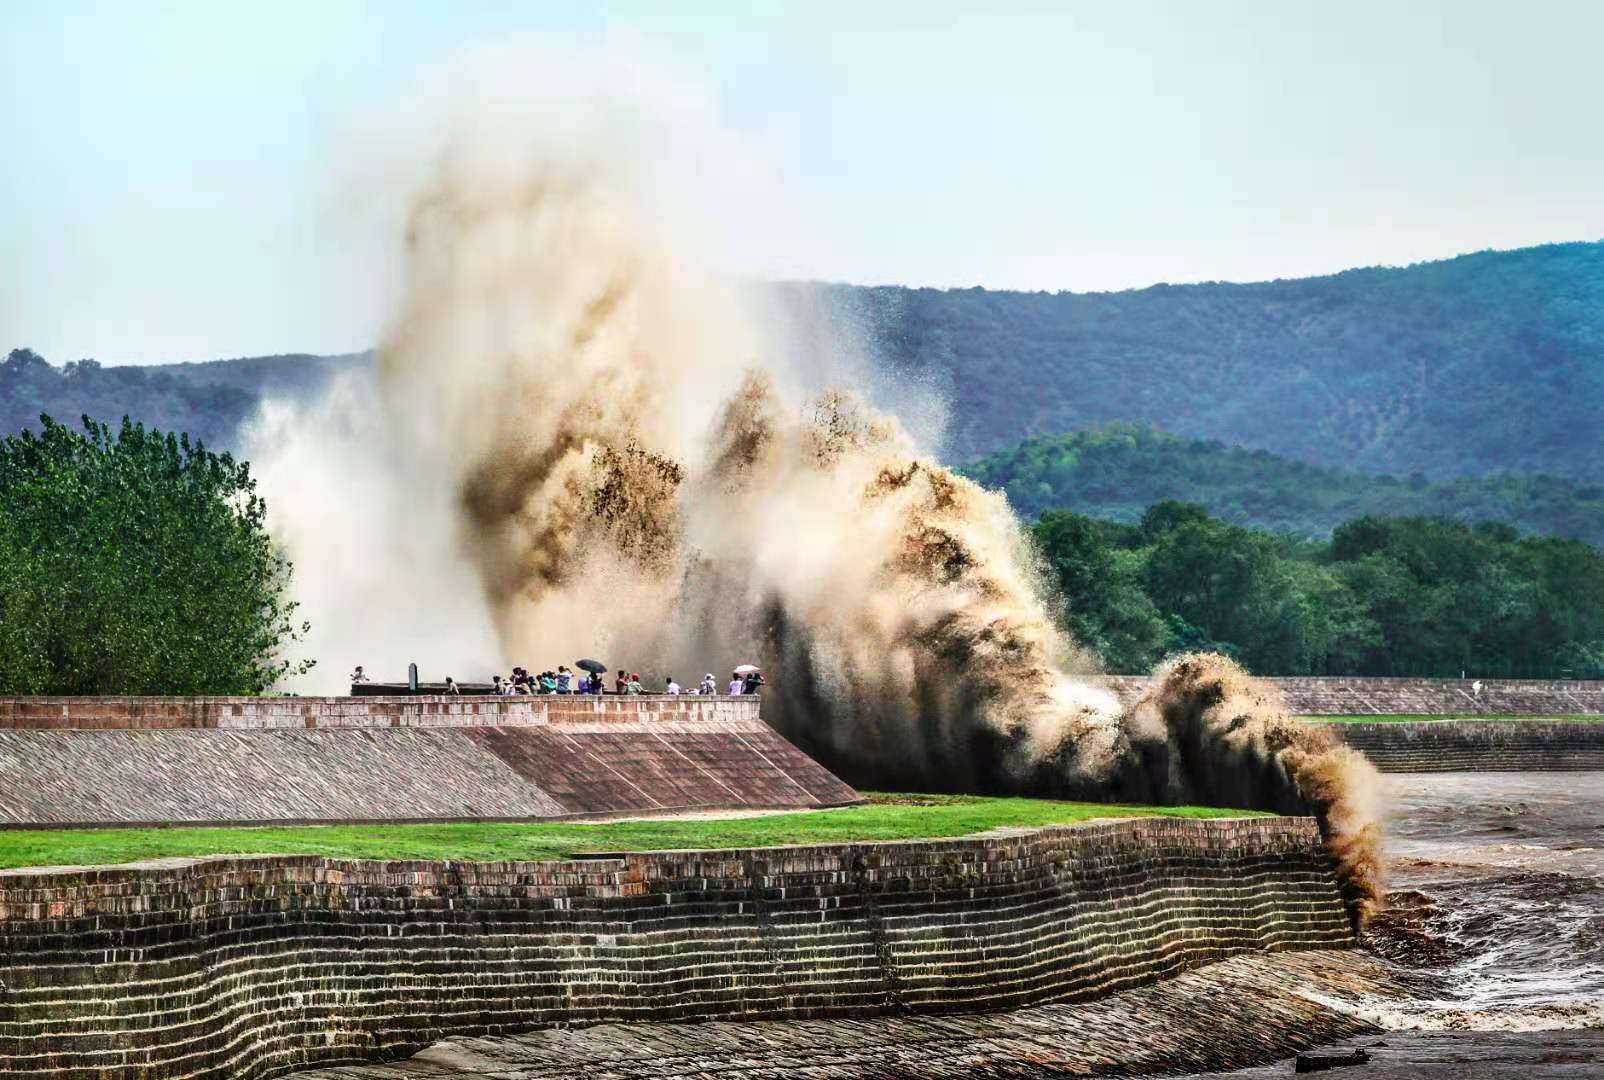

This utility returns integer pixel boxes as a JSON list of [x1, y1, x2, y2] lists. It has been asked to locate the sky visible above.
[[3, 0, 1603, 364]]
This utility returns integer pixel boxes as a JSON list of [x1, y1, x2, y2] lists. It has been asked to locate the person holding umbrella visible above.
[[737, 664, 764, 694], [575, 659, 607, 695]]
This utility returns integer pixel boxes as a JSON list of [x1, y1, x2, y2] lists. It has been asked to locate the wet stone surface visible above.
[[298, 951, 1402, 1079], [1175, 1030, 1604, 1079]]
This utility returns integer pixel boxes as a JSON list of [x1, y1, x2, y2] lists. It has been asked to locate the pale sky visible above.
[[4, 0, 1602, 364]]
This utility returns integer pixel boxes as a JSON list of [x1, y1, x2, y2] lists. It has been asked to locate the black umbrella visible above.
[[574, 658, 607, 674]]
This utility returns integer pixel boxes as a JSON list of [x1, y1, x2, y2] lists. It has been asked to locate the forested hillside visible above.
[[0, 348, 362, 450], [964, 423, 1604, 545], [1031, 504, 1604, 678], [778, 240, 1604, 475], [7, 241, 1602, 476]]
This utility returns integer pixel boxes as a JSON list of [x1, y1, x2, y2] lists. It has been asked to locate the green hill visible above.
[[7, 240, 1603, 479], [0, 349, 365, 451], [962, 423, 1604, 545], [780, 240, 1604, 475]]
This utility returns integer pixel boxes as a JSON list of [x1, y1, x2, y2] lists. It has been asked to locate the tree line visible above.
[[3, 408, 1600, 695], [0, 415, 311, 694], [1032, 501, 1604, 678], [963, 423, 1604, 547]]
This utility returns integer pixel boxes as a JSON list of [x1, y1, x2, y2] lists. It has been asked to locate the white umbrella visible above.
[[733, 664, 761, 675]]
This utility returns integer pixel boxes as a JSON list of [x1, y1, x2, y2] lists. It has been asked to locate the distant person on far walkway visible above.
[[444, 676, 461, 695], [492, 674, 506, 695], [589, 672, 604, 695], [1472, 679, 1484, 699], [350, 665, 371, 684], [627, 672, 644, 694], [742, 670, 765, 695], [665, 676, 680, 695], [699, 673, 717, 695], [540, 671, 559, 694], [557, 667, 572, 693], [615, 670, 627, 694], [727, 673, 744, 695]]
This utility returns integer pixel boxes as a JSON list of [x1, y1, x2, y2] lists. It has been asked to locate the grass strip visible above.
[[0, 793, 1263, 871], [1305, 714, 1604, 723]]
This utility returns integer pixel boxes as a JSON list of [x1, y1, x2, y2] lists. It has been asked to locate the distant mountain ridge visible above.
[[5, 240, 1601, 478], [774, 239, 1604, 476], [0, 349, 366, 453]]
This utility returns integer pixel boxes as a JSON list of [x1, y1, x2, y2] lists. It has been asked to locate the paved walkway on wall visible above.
[[298, 950, 1403, 1079]]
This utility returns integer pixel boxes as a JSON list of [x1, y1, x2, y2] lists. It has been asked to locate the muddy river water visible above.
[[1182, 770, 1604, 1077]]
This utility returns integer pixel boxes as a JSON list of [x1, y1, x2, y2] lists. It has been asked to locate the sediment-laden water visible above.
[[1180, 770, 1604, 1078], [1371, 772, 1604, 1025]]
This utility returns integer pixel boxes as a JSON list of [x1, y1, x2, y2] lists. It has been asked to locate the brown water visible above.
[[1177, 771, 1604, 1078], [1369, 771, 1604, 1025]]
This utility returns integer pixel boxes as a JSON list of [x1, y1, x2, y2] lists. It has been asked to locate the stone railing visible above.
[[0, 696, 860, 828], [0, 694, 760, 730], [0, 816, 1352, 1080]]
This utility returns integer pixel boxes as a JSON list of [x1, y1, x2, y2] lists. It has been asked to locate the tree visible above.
[[0, 415, 313, 694], [1032, 511, 1168, 672]]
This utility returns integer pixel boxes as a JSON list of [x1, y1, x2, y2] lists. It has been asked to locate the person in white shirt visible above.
[[665, 677, 680, 695], [727, 673, 744, 695], [350, 665, 371, 684], [699, 673, 717, 695]]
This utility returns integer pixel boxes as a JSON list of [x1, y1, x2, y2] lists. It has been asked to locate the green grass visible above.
[[0, 793, 1263, 871], [1306, 714, 1604, 723]]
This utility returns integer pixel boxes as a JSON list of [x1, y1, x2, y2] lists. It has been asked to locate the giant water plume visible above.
[[253, 64, 1384, 922]]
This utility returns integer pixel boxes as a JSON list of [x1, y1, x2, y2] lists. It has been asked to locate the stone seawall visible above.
[[0, 694, 761, 730], [1324, 718, 1604, 771], [1097, 676, 1604, 716], [0, 817, 1353, 1080], [0, 697, 861, 828]]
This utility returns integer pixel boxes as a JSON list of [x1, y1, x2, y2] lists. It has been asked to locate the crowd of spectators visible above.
[[348, 664, 765, 696]]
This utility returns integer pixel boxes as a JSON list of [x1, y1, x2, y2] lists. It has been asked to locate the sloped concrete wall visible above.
[[0, 817, 1352, 1080], [1324, 718, 1604, 771], [0, 698, 860, 828], [1098, 676, 1604, 716]]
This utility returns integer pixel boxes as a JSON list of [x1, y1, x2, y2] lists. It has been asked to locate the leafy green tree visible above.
[[1029, 500, 1604, 678], [0, 415, 312, 694], [1032, 511, 1168, 671]]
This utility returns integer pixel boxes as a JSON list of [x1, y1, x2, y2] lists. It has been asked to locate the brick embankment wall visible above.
[[1324, 719, 1604, 771], [0, 817, 1353, 1080], [0, 697, 860, 828], [1098, 675, 1604, 716]]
